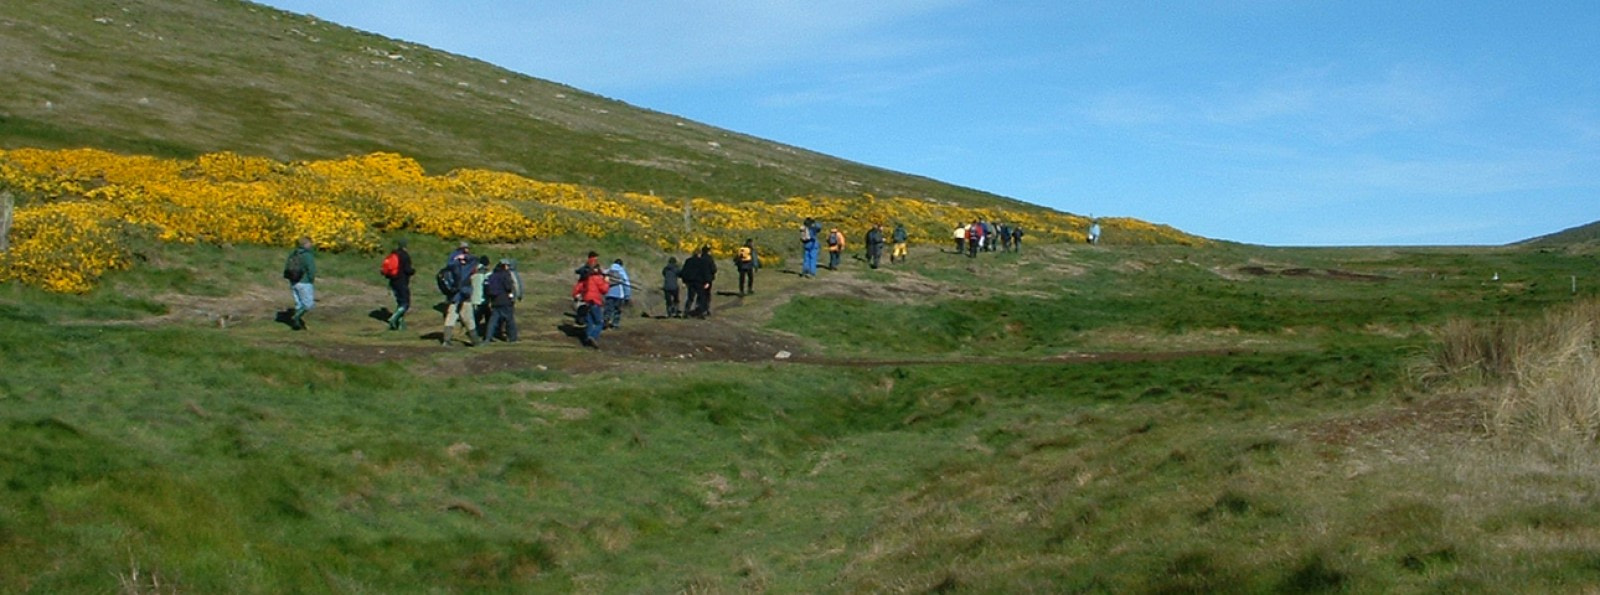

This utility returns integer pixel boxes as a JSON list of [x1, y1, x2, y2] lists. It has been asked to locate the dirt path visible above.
[[115, 246, 1242, 375]]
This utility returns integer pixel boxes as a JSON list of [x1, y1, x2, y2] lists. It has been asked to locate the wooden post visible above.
[[0, 190, 13, 254], [682, 194, 692, 234]]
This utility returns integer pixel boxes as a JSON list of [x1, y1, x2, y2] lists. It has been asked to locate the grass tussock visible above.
[[1418, 300, 1600, 452]]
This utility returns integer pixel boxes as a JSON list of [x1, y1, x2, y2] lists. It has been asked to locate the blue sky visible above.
[[256, 1, 1600, 246]]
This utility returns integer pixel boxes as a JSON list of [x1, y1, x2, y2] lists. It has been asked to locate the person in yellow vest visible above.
[[734, 238, 760, 295], [827, 228, 846, 270], [891, 222, 909, 263]]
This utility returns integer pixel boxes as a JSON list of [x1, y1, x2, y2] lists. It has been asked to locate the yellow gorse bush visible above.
[[0, 148, 1201, 293]]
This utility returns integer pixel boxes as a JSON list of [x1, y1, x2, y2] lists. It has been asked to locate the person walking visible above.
[[800, 217, 821, 277], [826, 227, 845, 270], [440, 245, 478, 347], [680, 245, 717, 318], [966, 220, 982, 258], [504, 258, 524, 341], [572, 262, 609, 348], [865, 223, 885, 269], [470, 256, 491, 341], [891, 222, 909, 264], [952, 222, 967, 254], [1011, 225, 1024, 252], [482, 259, 517, 343], [662, 256, 682, 318], [603, 259, 632, 329], [381, 238, 415, 330], [735, 238, 759, 295], [283, 236, 316, 331]]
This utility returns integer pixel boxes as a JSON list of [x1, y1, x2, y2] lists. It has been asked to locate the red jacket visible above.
[[573, 273, 609, 305]]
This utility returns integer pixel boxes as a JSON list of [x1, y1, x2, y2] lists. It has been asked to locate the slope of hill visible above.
[[1517, 219, 1600, 251], [1, 0, 1032, 211]]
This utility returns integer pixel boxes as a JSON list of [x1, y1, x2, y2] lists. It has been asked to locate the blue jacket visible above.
[[604, 263, 631, 300]]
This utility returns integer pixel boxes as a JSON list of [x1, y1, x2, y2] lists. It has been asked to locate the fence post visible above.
[[682, 194, 692, 234], [0, 190, 13, 254]]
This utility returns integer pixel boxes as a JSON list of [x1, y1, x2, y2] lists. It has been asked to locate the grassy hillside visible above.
[[1, 0, 1039, 210], [2, 236, 1599, 591], [1518, 219, 1600, 251]]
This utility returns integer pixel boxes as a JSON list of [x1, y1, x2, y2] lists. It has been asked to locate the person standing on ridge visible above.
[[891, 222, 909, 264], [381, 238, 415, 330], [735, 238, 759, 295], [283, 236, 316, 331], [800, 217, 821, 277], [603, 259, 632, 329]]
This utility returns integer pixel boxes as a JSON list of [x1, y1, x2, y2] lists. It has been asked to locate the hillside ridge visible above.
[[1, 0, 1041, 212]]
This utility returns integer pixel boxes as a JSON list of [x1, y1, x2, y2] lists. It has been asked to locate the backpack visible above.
[[283, 251, 305, 283], [827, 232, 839, 247], [380, 252, 400, 278], [736, 246, 751, 263], [436, 265, 459, 296]]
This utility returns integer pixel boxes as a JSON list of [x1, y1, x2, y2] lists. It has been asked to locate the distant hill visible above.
[[1517, 220, 1600, 250], [1, 0, 1049, 213]]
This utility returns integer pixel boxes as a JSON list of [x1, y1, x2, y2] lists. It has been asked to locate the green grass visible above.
[[6, 237, 1600, 591]]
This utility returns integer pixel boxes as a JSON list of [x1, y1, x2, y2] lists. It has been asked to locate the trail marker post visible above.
[[0, 190, 13, 254]]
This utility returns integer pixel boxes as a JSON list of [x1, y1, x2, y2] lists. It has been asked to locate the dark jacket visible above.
[[447, 253, 476, 304], [394, 247, 415, 280], [679, 253, 716, 285], [663, 262, 681, 291], [486, 267, 515, 306]]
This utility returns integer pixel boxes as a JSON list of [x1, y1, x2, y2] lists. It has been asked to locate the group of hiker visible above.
[[798, 218, 912, 276], [281, 217, 966, 348], [952, 220, 1023, 257]]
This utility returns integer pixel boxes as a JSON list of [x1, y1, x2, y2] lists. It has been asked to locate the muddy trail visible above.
[[133, 246, 1256, 375]]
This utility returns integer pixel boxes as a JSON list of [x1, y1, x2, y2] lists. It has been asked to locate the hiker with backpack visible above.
[[662, 256, 682, 318], [439, 242, 478, 347], [282, 236, 316, 331], [482, 259, 518, 343], [865, 223, 885, 269], [891, 222, 909, 264], [826, 227, 845, 270], [380, 238, 415, 330], [800, 217, 821, 278], [735, 238, 759, 295], [603, 259, 632, 329], [572, 256, 609, 348]]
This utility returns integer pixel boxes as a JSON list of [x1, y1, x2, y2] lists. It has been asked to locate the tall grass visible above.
[[1418, 300, 1600, 453]]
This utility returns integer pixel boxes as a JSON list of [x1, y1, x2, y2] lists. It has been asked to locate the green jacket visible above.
[[290, 246, 316, 284]]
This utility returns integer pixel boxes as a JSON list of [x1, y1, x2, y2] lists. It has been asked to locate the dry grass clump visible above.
[[1416, 300, 1600, 453]]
